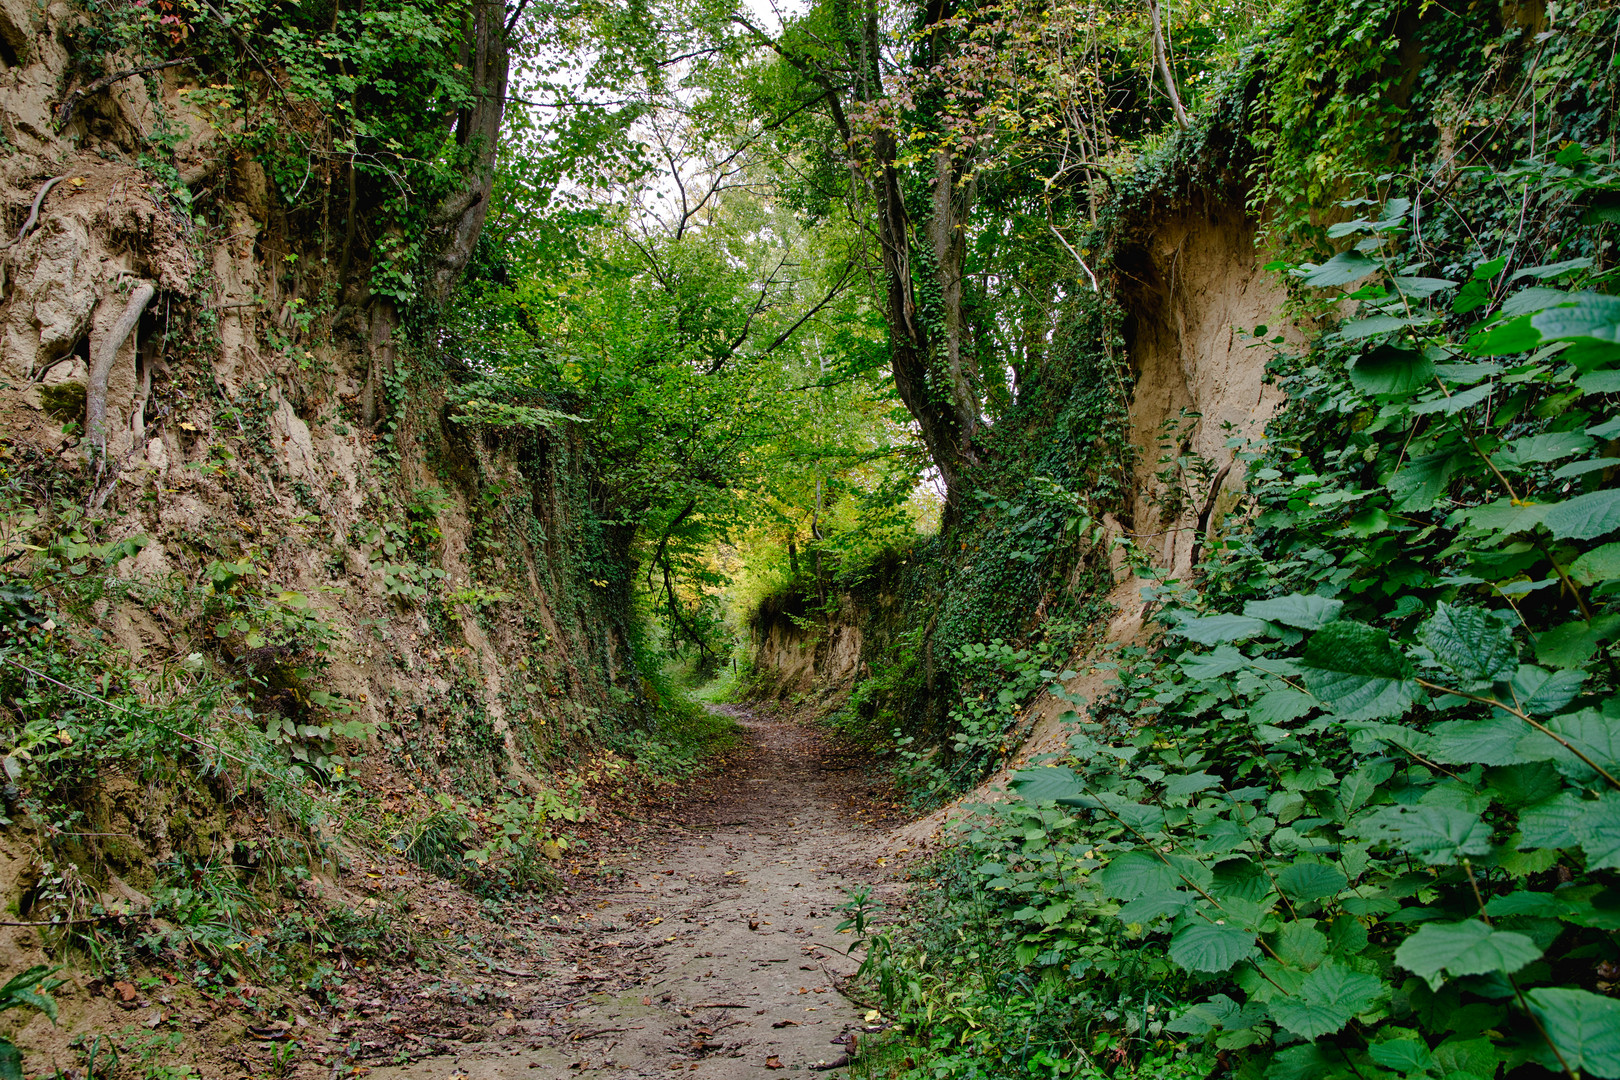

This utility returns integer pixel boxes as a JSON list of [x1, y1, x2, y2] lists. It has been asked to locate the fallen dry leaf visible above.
[[771, 1019, 798, 1029], [764, 1056, 784, 1070]]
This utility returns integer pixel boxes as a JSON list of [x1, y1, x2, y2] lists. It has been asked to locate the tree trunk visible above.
[[363, 0, 510, 422]]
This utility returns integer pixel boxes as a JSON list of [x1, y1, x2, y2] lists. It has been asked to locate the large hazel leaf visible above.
[[1544, 489, 1620, 541], [1267, 961, 1385, 1039], [1349, 346, 1435, 396], [1526, 988, 1620, 1078], [1393, 919, 1542, 989], [1242, 594, 1344, 630], [1299, 251, 1380, 288], [1532, 293, 1620, 344], [1572, 792, 1620, 871], [1096, 851, 1179, 900], [1300, 622, 1419, 720], [1177, 613, 1273, 645], [1275, 862, 1348, 902], [1357, 805, 1493, 864], [1419, 603, 1517, 683], [1169, 921, 1257, 973], [1009, 766, 1087, 806]]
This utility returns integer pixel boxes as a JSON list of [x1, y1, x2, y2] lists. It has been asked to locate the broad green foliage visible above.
[[849, 1, 1620, 1076]]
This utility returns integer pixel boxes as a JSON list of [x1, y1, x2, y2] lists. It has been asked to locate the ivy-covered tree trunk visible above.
[[361, 0, 510, 425]]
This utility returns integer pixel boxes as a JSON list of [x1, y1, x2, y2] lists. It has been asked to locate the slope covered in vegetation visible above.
[[1, 0, 1619, 1076]]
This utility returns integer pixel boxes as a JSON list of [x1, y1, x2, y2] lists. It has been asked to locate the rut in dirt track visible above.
[[366, 705, 906, 1080]]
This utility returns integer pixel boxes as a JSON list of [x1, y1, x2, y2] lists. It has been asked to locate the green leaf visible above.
[[1519, 791, 1588, 848], [1513, 257, 1593, 281], [1272, 920, 1329, 969], [1097, 852, 1180, 900], [1571, 543, 1620, 585], [1275, 862, 1348, 901], [1535, 615, 1620, 668], [1532, 293, 1620, 344], [0, 1041, 18, 1080], [1164, 772, 1221, 798], [1164, 995, 1245, 1035], [1243, 594, 1344, 629], [1252, 688, 1318, 725], [1267, 961, 1385, 1039], [1572, 791, 1620, 871], [1349, 346, 1435, 396], [1009, 766, 1087, 806], [1169, 921, 1257, 973], [1544, 489, 1620, 541], [1394, 920, 1542, 989], [1408, 382, 1494, 416], [1429, 716, 1542, 766], [1507, 665, 1585, 715], [1300, 622, 1419, 720], [1392, 276, 1457, 298], [1117, 890, 1196, 924], [1180, 645, 1248, 680], [1389, 450, 1464, 511], [1419, 603, 1517, 683], [1299, 251, 1380, 288], [1368, 1037, 1435, 1075], [1526, 987, 1620, 1078], [1339, 315, 1425, 340], [1177, 613, 1273, 645], [1357, 805, 1493, 864], [0, 966, 58, 1022], [1497, 431, 1596, 468], [1470, 313, 1542, 355]]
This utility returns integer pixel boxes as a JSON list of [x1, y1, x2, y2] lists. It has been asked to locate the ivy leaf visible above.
[[1349, 345, 1435, 396], [1267, 961, 1385, 1039], [1299, 251, 1380, 288], [1096, 851, 1179, 900], [1177, 613, 1273, 645], [1243, 594, 1344, 630], [1394, 920, 1542, 989], [1544, 489, 1620, 541], [1525, 988, 1620, 1078], [1419, 603, 1517, 683], [1357, 805, 1493, 864], [1300, 622, 1419, 720], [1275, 862, 1348, 901], [1169, 921, 1257, 973]]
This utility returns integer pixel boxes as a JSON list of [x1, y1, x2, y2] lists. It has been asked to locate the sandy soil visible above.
[[349, 707, 906, 1080]]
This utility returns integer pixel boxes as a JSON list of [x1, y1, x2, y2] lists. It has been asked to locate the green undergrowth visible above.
[[848, 3, 1620, 1078]]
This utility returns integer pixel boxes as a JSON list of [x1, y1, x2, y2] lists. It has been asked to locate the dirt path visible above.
[[362, 707, 902, 1080]]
